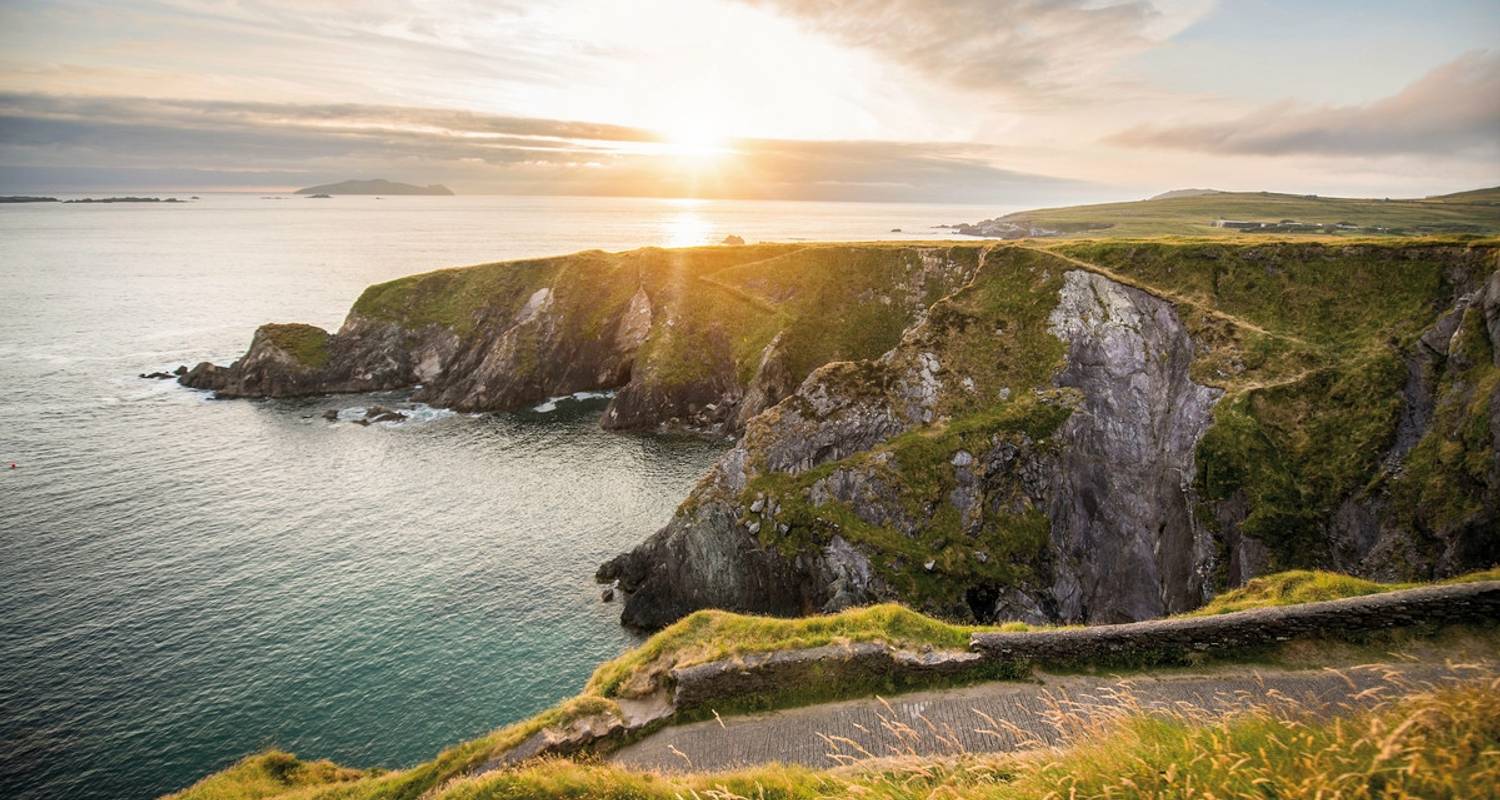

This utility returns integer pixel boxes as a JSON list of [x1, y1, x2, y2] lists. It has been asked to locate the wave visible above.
[[531, 390, 616, 413]]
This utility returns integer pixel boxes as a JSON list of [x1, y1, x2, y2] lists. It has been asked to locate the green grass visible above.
[[259, 324, 332, 369], [981, 189, 1500, 238], [1389, 293, 1500, 531], [345, 242, 988, 415], [1193, 567, 1500, 615], [161, 750, 373, 800]]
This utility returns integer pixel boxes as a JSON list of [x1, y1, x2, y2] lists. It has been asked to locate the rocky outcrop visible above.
[[603, 243, 1500, 631], [602, 250, 1232, 628], [181, 245, 981, 434], [1044, 271, 1223, 622], [1326, 267, 1500, 578]]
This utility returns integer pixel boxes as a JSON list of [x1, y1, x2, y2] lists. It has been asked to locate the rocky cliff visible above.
[[182, 244, 983, 433], [183, 239, 1500, 630], [600, 241, 1500, 628]]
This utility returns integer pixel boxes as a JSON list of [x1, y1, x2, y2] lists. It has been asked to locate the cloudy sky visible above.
[[0, 0, 1496, 201]]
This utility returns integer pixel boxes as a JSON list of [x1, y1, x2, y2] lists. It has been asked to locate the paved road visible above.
[[608, 663, 1487, 773]]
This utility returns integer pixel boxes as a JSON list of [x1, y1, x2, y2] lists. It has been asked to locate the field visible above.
[[961, 186, 1500, 238]]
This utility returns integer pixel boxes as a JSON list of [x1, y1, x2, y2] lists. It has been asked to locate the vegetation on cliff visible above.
[[674, 239, 1497, 625], [192, 238, 1497, 624], [258, 323, 332, 369], [1047, 239, 1498, 569]]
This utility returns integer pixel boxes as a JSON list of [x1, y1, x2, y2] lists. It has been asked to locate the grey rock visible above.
[[1044, 270, 1223, 623]]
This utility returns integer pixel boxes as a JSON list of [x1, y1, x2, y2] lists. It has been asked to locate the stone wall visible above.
[[671, 643, 990, 712], [676, 581, 1500, 714], [477, 581, 1499, 774], [969, 581, 1500, 664]]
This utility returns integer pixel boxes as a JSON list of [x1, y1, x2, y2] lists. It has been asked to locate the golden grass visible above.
[[162, 568, 1499, 799], [160, 751, 372, 800], [1194, 567, 1500, 616], [435, 671, 1500, 799]]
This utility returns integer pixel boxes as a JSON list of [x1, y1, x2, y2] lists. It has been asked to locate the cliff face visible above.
[[183, 239, 1500, 631], [600, 242, 1500, 629], [182, 244, 983, 433]]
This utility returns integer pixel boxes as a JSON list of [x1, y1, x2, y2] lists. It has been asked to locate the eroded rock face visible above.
[[596, 497, 816, 630], [1328, 267, 1500, 578], [181, 318, 458, 398], [1044, 270, 1223, 623], [180, 245, 982, 434], [601, 265, 1229, 629]]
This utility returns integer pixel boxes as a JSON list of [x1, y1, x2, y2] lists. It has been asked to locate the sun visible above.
[[658, 118, 732, 159]]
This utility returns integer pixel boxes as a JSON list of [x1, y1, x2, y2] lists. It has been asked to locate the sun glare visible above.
[[659, 118, 731, 159]]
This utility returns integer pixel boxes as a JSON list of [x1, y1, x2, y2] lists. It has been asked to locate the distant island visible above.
[[0, 195, 59, 203], [293, 178, 454, 196], [63, 196, 183, 204]]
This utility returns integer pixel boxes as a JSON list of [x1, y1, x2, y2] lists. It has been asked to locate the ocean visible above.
[[0, 193, 1007, 799]]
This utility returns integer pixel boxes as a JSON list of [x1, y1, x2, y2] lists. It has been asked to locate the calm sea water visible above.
[[0, 194, 1005, 799]]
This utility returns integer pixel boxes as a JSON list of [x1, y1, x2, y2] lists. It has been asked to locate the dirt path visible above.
[[1023, 245, 1312, 348], [608, 662, 1483, 773]]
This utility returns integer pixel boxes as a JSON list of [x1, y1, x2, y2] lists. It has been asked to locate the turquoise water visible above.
[[0, 194, 1001, 799]]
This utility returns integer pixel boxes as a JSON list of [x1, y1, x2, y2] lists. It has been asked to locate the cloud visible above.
[[0, 93, 1089, 202], [1109, 51, 1500, 157], [738, 0, 1213, 100]]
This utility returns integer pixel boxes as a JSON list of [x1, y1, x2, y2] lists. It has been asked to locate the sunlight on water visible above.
[[663, 208, 712, 247], [0, 193, 1009, 800]]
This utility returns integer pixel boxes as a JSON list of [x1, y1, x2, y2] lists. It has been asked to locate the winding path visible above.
[[608, 662, 1486, 773]]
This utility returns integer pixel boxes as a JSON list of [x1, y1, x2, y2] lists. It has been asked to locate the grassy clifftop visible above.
[[344, 243, 986, 425]]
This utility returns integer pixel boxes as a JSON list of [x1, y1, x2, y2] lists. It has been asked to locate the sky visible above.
[[0, 0, 1496, 202]]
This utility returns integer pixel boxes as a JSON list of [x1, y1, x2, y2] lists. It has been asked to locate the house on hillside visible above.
[[1212, 219, 1265, 229]]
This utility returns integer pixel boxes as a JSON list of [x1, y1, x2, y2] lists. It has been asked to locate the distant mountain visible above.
[[1148, 188, 1226, 200], [1425, 186, 1500, 206], [293, 179, 454, 196]]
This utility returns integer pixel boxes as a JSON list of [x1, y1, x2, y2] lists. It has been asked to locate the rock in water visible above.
[[364, 405, 407, 423]]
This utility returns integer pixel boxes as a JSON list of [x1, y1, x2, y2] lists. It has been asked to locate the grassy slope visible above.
[[165, 569, 1500, 800], [986, 189, 1500, 238]]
